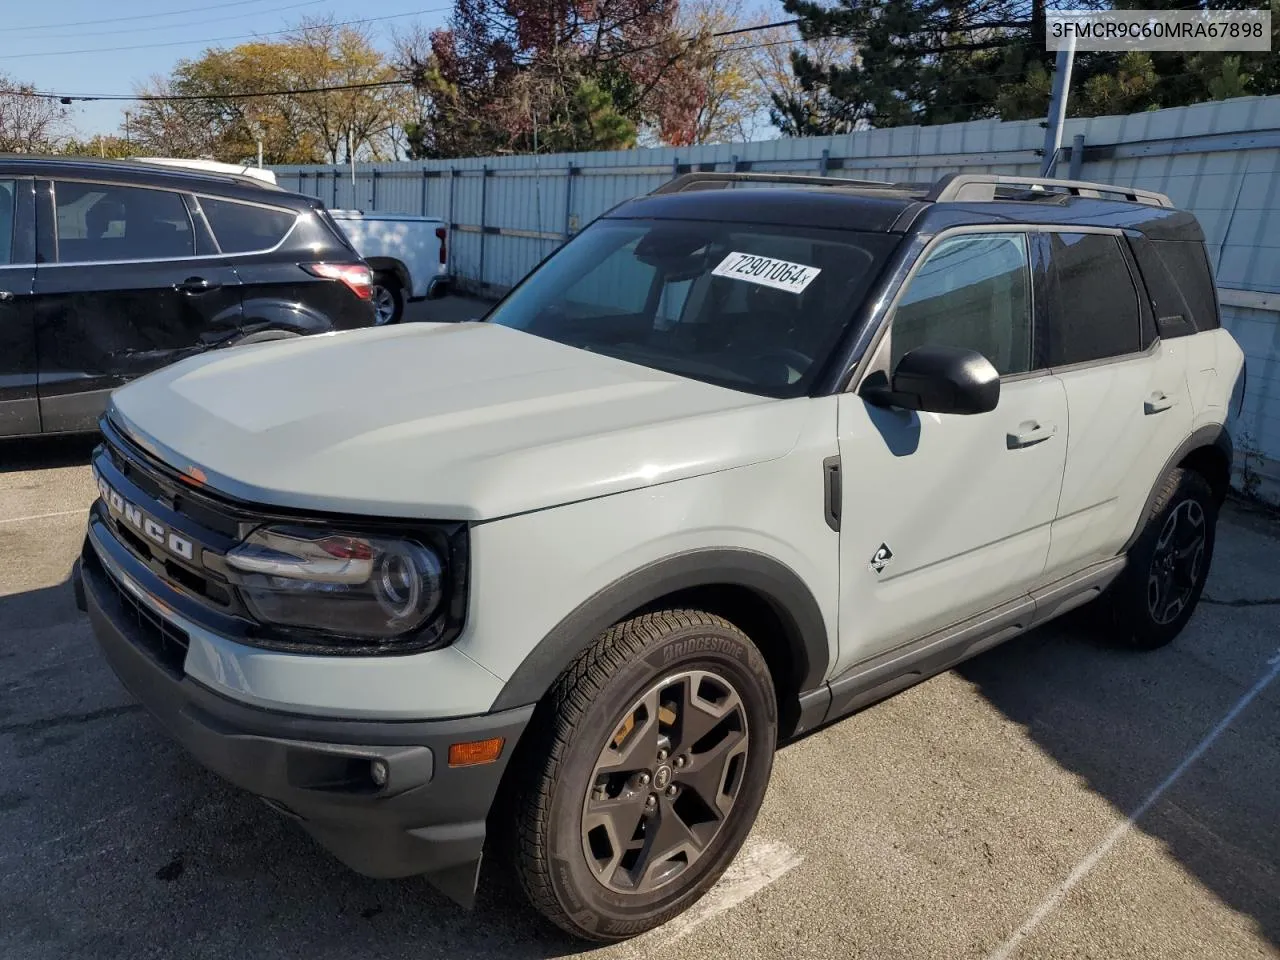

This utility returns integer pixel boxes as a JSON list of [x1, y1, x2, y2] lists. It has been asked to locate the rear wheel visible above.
[[1106, 467, 1217, 650], [371, 274, 404, 325], [513, 610, 777, 941]]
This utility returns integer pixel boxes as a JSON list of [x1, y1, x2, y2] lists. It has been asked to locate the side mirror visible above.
[[861, 344, 1000, 415]]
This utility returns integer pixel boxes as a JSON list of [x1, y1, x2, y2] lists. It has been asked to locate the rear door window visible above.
[[199, 197, 296, 254], [1043, 232, 1142, 366], [52, 181, 194, 262]]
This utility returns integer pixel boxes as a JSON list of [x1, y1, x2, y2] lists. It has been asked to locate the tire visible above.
[[371, 274, 404, 325], [1105, 467, 1218, 650], [512, 610, 777, 942]]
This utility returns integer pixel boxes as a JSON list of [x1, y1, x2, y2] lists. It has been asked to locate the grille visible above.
[[97, 428, 240, 613], [89, 550, 190, 676], [103, 425, 240, 538]]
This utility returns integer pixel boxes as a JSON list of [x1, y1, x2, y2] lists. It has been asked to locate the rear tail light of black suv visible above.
[[301, 262, 375, 301]]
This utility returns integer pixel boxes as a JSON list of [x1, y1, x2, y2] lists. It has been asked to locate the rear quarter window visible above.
[[1141, 239, 1220, 333], [200, 197, 297, 254]]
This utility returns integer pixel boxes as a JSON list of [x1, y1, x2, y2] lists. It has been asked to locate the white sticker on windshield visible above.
[[711, 251, 821, 295]]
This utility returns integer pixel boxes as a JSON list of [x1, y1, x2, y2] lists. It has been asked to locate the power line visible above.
[[0, 16, 801, 102], [598, 17, 802, 63], [0, 15, 1036, 104], [18, 0, 336, 43], [46, 80, 411, 104], [7, 0, 318, 32], [711, 18, 802, 39], [0, 8, 441, 61]]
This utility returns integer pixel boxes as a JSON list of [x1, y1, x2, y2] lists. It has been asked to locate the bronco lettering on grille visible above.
[[95, 469, 196, 563]]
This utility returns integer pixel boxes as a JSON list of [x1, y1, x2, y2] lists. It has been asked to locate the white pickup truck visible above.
[[327, 210, 451, 325]]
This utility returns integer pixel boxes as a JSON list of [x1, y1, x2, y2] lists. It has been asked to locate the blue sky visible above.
[[2, 1, 454, 137]]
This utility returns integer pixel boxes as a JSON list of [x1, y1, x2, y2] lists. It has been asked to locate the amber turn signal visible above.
[[448, 737, 505, 767]]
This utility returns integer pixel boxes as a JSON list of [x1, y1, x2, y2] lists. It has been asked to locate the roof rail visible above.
[[927, 173, 1173, 208], [651, 171, 894, 194]]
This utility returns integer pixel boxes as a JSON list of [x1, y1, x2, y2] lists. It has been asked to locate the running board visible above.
[[796, 557, 1127, 733]]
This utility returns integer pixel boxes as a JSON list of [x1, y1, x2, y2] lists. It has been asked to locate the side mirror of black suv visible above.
[[862, 344, 1000, 415]]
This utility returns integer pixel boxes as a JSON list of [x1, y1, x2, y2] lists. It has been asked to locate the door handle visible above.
[[1144, 392, 1176, 415], [173, 277, 220, 295], [1007, 422, 1056, 449], [0, 290, 13, 302]]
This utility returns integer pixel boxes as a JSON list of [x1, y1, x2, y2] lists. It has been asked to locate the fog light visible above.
[[448, 738, 505, 767], [370, 758, 389, 787]]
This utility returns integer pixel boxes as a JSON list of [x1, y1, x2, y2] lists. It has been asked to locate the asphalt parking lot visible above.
[[2, 365, 1278, 959]]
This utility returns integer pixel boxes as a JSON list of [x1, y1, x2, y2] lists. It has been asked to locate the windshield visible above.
[[486, 218, 897, 397]]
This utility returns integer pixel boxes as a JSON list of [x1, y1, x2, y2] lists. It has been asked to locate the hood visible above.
[[108, 322, 809, 522]]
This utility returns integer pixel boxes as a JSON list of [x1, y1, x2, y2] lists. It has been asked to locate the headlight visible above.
[[226, 525, 447, 642]]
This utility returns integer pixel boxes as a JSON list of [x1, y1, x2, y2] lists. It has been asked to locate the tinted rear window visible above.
[[1044, 232, 1142, 366], [1136, 239, 1220, 332], [53, 181, 194, 262], [487, 218, 896, 398], [201, 197, 296, 253]]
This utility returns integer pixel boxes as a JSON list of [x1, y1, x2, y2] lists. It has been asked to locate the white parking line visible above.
[[659, 838, 804, 942], [0, 508, 89, 525], [986, 647, 1280, 960]]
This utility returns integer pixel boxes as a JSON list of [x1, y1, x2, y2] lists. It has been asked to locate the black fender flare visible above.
[[240, 299, 333, 336], [1121, 423, 1233, 554], [488, 549, 831, 712]]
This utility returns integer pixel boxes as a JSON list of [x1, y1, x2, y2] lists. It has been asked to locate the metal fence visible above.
[[274, 95, 1280, 502]]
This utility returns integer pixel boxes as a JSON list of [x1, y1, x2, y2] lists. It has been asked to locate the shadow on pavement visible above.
[[958, 594, 1280, 950], [0, 434, 100, 474], [0, 571, 580, 960]]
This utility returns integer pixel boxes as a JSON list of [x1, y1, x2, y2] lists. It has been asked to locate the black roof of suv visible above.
[[0, 154, 300, 202], [609, 171, 1203, 243]]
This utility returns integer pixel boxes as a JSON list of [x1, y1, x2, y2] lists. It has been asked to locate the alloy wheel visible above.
[[581, 669, 749, 895], [1147, 497, 1206, 625], [371, 285, 397, 325]]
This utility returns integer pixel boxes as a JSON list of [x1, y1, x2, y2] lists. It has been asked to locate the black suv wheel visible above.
[[513, 610, 776, 941], [1107, 467, 1218, 650]]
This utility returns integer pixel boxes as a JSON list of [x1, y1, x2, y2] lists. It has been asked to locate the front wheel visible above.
[[513, 610, 777, 941], [1106, 467, 1218, 650]]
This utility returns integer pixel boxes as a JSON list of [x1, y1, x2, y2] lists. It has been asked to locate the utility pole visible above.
[[1040, 31, 1076, 177], [123, 110, 131, 147], [348, 129, 356, 191]]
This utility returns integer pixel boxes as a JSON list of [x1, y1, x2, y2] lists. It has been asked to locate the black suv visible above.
[[0, 157, 375, 437]]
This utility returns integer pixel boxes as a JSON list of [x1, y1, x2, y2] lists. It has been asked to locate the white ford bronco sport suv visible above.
[[76, 172, 1245, 941]]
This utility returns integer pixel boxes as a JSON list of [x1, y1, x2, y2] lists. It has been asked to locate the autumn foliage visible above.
[[404, 0, 709, 156]]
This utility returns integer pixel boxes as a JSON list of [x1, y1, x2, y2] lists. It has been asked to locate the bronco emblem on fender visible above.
[[870, 543, 894, 573]]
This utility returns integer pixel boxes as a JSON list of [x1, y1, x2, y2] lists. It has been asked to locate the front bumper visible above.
[[77, 539, 532, 904]]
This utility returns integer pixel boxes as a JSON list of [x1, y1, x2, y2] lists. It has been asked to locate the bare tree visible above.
[[128, 75, 222, 159], [0, 73, 71, 153], [288, 18, 407, 162], [750, 24, 861, 135]]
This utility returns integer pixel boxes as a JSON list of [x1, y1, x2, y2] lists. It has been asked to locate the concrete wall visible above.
[[275, 96, 1280, 502]]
